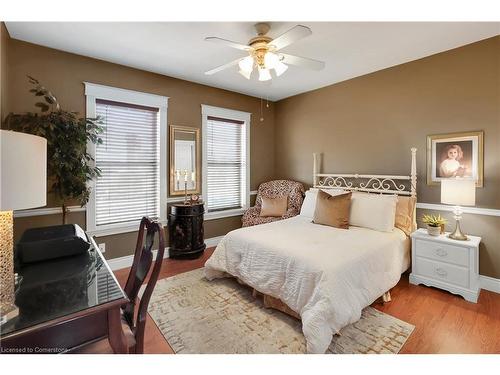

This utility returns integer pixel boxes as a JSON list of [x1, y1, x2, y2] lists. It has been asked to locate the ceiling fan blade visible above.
[[205, 58, 242, 75], [280, 53, 325, 71], [269, 25, 312, 51], [205, 37, 251, 51]]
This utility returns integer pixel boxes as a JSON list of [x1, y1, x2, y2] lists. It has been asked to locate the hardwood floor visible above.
[[112, 247, 500, 354]]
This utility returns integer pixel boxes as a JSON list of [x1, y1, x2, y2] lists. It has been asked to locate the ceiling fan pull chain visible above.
[[260, 97, 264, 122]]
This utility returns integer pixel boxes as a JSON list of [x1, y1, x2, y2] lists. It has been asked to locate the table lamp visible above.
[[440, 179, 475, 241], [1, 130, 46, 323]]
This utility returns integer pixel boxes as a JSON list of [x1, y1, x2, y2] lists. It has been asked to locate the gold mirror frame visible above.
[[169, 125, 201, 196]]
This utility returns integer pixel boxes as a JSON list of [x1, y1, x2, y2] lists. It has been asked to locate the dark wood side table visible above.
[[168, 203, 206, 259], [0, 237, 128, 354]]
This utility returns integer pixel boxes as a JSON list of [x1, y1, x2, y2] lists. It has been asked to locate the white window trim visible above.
[[201, 104, 251, 221], [85, 82, 168, 237]]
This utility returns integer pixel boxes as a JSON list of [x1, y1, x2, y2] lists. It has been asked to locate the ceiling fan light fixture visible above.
[[274, 61, 288, 77], [264, 52, 279, 70], [238, 56, 254, 73], [258, 68, 272, 81], [238, 69, 252, 80]]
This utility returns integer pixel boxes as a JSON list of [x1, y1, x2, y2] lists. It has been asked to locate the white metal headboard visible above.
[[313, 148, 417, 197]]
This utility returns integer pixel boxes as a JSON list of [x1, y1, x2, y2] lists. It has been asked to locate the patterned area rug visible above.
[[145, 268, 414, 354]]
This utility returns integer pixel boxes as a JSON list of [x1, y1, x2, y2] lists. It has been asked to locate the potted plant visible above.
[[3, 76, 104, 224], [422, 214, 447, 236]]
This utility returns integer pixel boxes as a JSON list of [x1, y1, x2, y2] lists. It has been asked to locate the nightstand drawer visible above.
[[415, 239, 469, 267], [415, 257, 469, 288]]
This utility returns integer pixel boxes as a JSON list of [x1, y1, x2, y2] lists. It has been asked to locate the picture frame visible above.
[[427, 131, 484, 187]]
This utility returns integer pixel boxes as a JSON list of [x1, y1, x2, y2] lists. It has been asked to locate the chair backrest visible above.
[[255, 180, 305, 212], [122, 217, 165, 352]]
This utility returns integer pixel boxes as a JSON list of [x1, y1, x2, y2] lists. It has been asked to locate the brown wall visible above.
[[4, 28, 500, 279], [274, 36, 500, 277], [5, 36, 275, 259], [0, 23, 8, 121]]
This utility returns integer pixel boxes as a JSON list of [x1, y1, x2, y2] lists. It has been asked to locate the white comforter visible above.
[[204, 216, 410, 354]]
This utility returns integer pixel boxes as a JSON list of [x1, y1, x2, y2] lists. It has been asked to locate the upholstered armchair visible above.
[[242, 180, 305, 227]]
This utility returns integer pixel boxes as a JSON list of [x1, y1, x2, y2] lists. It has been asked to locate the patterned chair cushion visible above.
[[242, 180, 305, 227]]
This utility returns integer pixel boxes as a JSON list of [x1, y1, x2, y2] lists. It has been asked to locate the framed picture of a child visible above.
[[427, 131, 484, 187]]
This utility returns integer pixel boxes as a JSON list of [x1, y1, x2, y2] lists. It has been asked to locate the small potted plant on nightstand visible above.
[[422, 214, 447, 236]]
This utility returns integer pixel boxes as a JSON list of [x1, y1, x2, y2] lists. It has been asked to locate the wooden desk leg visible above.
[[107, 307, 128, 354]]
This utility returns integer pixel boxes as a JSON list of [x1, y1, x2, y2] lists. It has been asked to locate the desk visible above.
[[0, 237, 128, 353]]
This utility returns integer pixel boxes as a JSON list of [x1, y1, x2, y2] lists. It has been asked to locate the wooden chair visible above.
[[75, 217, 165, 354]]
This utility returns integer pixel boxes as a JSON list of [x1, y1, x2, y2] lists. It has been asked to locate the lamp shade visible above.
[[0, 130, 47, 211], [441, 179, 475, 206]]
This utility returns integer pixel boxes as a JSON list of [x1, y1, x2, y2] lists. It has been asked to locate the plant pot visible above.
[[427, 225, 441, 236]]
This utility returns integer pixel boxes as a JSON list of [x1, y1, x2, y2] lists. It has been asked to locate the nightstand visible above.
[[409, 228, 481, 303]]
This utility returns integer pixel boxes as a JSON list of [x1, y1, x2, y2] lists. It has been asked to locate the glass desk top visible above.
[[0, 238, 126, 337]]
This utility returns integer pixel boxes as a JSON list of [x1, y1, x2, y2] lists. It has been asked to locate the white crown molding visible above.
[[106, 235, 224, 271], [416, 203, 500, 217]]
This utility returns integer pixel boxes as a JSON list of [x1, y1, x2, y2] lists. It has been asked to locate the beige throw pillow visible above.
[[313, 190, 352, 229], [395, 196, 417, 236], [260, 196, 288, 217], [349, 192, 397, 232]]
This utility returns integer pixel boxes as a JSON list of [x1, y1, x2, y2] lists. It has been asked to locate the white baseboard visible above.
[[480, 275, 500, 294], [205, 235, 224, 248], [107, 235, 223, 271]]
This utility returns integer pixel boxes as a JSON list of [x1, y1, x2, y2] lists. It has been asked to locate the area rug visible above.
[[144, 268, 414, 354]]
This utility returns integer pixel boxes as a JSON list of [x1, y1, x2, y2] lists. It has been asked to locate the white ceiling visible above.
[[5, 22, 499, 101]]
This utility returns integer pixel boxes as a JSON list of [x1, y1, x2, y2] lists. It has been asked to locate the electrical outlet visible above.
[[98, 243, 106, 253]]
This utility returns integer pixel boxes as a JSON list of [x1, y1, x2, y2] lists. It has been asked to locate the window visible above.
[[202, 105, 250, 219], [85, 83, 168, 236]]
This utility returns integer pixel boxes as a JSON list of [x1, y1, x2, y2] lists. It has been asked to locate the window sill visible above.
[[87, 219, 168, 238], [204, 208, 246, 221]]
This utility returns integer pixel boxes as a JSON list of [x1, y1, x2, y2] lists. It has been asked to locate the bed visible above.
[[204, 148, 417, 354]]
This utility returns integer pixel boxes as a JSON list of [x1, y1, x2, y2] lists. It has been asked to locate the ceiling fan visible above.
[[204, 23, 325, 81]]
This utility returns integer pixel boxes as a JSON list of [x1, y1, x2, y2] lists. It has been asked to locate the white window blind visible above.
[[95, 99, 160, 227], [206, 116, 246, 212]]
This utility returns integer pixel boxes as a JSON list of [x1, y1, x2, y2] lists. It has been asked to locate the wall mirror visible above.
[[169, 125, 201, 196]]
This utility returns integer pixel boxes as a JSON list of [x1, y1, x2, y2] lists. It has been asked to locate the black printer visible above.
[[16, 224, 91, 265]]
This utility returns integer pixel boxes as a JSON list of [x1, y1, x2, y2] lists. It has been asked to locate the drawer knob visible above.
[[435, 248, 448, 257], [435, 268, 448, 277]]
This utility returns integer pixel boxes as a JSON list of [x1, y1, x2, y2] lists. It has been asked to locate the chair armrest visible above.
[[242, 206, 262, 227], [282, 207, 301, 219]]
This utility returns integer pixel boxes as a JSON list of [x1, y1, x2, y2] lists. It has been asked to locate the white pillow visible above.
[[349, 192, 397, 232], [300, 188, 346, 219]]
